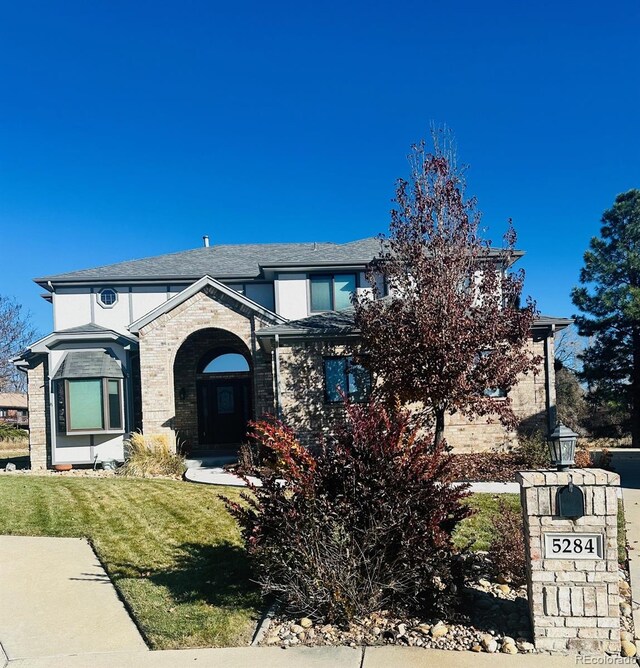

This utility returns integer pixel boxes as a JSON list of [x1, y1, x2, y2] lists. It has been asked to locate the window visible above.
[[202, 353, 250, 373], [484, 387, 507, 398], [57, 378, 124, 433], [324, 356, 371, 403], [98, 288, 118, 308], [310, 274, 356, 312]]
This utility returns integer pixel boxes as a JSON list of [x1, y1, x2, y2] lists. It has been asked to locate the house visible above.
[[14, 237, 570, 469], [0, 393, 28, 429]]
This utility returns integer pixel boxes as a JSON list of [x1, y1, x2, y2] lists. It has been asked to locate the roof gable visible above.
[[128, 276, 286, 333]]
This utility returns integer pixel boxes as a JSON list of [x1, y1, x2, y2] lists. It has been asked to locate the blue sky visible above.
[[1, 0, 639, 334]]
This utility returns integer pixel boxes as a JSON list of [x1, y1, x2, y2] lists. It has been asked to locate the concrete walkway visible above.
[[3, 646, 586, 667], [0, 536, 147, 662], [185, 465, 524, 494]]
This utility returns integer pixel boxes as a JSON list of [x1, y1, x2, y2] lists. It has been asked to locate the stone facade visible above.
[[278, 335, 553, 452], [27, 358, 50, 470], [137, 284, 275, 451], [517, 469, 621, 654], [278, 340, 354, 446]]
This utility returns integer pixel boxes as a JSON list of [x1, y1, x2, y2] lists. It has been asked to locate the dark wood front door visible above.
[[196, 376, 251, 446]]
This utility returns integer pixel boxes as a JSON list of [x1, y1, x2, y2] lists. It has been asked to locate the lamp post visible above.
[[548, 422, 578, 471]]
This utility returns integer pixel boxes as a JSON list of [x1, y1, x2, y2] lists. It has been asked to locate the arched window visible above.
[[201, 352, 250, 374]]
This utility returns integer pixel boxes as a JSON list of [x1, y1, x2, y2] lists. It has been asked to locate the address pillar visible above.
[[516, 469, 621, 653]]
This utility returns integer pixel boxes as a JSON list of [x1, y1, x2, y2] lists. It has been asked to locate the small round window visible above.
[[98, 288, 118, 308]]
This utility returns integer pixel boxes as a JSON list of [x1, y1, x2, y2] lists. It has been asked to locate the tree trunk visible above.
[[632, 326, 640, 448], [434, 407, 446, 449]]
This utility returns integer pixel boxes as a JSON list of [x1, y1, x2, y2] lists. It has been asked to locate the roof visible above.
[[35, 238, 383, 286], [258, 309, 572, 341], [258, 309, 359, 338], [0, 393, 28, 409], [52, 350, 124, 380]]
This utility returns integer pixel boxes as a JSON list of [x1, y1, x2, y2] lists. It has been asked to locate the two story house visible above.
[[15, 237, 569, 469]]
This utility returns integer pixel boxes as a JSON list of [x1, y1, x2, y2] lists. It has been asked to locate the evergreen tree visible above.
[[572, 189, 640, 445]]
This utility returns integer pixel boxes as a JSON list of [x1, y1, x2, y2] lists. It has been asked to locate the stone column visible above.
[[27, 358, 50, 470], [516, 469, 621, 654]]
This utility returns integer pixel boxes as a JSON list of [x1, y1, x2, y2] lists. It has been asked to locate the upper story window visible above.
[[310, 274, 356, 312], [98, 288, 118, 308]]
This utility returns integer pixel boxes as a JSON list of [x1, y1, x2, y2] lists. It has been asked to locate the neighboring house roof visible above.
[[35, 238, 384, 286], [0, 393, 28, 409], [52, 350, 124, 380], [128, 275, 286, 333]]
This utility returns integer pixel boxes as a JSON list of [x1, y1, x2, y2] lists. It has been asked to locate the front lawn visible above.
[[0, 477, 627, 650], [0, 476, 260, 649]]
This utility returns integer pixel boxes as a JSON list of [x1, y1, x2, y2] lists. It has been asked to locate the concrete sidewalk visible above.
[[3, 646, 588, 668], [0, 536, 147, 662]]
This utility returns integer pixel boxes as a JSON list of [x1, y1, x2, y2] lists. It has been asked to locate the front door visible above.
[[196, 377, 251, 446]]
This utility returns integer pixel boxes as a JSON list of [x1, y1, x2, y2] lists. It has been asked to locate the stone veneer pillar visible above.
[[516, 469, 621, 654], [27, 358, 50, 470]]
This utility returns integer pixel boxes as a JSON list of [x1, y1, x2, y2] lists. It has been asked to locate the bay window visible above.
[[57, 377, 124, 434]]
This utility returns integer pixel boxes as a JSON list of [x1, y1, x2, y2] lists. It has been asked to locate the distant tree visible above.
[[555, 367, 588, 434], [353, 136, 539, 447], [0, 295, 36, 393], [572, 189, 640, 446]]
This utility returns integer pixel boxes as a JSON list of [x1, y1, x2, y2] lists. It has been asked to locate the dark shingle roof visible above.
[[52, 350, 124, 379], [36, 238, 383, 284], [258, 310, 572, 339], [258, 309, 359, 337], [55, 323, 116, 334]]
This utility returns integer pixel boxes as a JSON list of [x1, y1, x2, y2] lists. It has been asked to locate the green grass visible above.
[[0, 477, 260, 649], [453, 493, 520, 551], [454, 493, 628, 565]]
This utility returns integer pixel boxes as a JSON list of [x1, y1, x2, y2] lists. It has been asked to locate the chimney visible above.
[[202, 235, 210, 248]]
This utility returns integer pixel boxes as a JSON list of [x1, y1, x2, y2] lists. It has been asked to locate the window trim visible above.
[[97, 287, 118, 309], [323, 355, 371, 404], [309, 273, 358, 313], [60, 377, 125, 435]]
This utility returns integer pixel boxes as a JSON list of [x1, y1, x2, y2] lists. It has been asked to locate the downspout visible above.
[[274, 335, 282, 419], [544, 325, 557, 434]]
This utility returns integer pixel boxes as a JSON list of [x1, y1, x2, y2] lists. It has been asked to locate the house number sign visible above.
[[543, 533, 603, 559]]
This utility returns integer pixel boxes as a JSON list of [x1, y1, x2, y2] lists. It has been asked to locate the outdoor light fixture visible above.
[[548, 422, 578, 471]]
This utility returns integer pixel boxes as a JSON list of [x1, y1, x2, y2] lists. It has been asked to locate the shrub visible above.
[[487, 498, 526, 585], [225, 401, 470, 624], [0, 422, 28, 446], [514, 430, 550, 468], [118, 432, 186, 478]]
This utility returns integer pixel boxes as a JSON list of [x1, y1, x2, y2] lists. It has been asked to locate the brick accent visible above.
[[27, 358, 50, 470], [278, 336, 551, 452], [137, 284, 275, 450], [517, 469, 621, 654]]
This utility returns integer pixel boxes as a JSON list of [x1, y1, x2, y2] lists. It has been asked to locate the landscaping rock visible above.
[[5, 462, 16, 472], [300, 617, 313, 628], [290, 624, 304, 634], [621, 640, 637, 657], [430, 623, 448, 639], [481, 635, 498, 653]]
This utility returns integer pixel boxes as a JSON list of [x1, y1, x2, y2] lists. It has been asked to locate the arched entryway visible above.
[[196, 350, 252, 446], [173, 328, 253, 452]]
